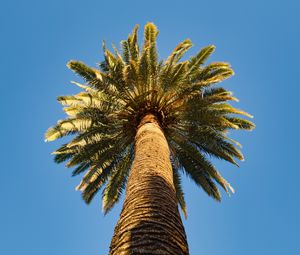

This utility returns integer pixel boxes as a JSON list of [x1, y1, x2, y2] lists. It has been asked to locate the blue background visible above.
[[1, 0, 299, 254]]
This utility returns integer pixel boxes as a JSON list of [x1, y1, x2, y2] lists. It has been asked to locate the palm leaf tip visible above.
[[226, 117, 255, 131], [189, 44, 216, 69], [75, 183, 83, 191], [245, 112, 254, 119], [44, 127, 60, 142], [144, 22, 159, 42], [228, 184, 235, 194], [44, 129, 53, 142], [67, 60, 97, 82]]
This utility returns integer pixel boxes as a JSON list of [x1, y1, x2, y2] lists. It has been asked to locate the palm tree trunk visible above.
[[109, 113, 189, 255]]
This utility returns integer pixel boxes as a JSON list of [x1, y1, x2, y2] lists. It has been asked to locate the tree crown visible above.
[[45, 23, 255, 216]]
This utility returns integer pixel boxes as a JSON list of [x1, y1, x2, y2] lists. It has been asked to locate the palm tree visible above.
[[45, 23, 254, 254]]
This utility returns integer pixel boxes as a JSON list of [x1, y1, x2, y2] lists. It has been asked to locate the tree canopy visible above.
[[45, 23, 255, 217]]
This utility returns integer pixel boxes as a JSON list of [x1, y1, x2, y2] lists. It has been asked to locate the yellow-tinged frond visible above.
[[166, 39, 193, 65], [143, 22, 159, 45], [51, 147, 76, 155], [63, 106, 80, 117], [128, 25, 140, 61], [211, 103, 254, 118], [94, 69, 103, 81], [67, 133, 103, 148], [45, 119, 92, 142], [58, 91, 108, 108], [189, 45, 216, 73], [70, 81, 96, 93], [76, 92, 106, 106], [228, 184, 235, 194], [76, 165, 103, 192], [60, 119, 92, 131], [57, 95, 82, 106], [45, 126, 63, 142], [67, 60, 97, 81]]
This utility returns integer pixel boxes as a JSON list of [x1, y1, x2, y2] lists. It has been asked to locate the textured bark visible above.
[[109, 114, 189, 255]]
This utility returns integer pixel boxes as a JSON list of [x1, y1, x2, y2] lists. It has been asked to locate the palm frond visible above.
[[80, 142, 133, 204], [121, 40, 130, 64], [224, 117, 255, 130], [128, 25, 139, 62], [188, 45, 215, 76], [45, 118, 92, 142], [102, 145, 134, 213], [169, 133, 234, 198], [169, 137, 221, 201], [143, 22, 159, 76], [172, 161, 187, 218], [165, 39, 193, 65]]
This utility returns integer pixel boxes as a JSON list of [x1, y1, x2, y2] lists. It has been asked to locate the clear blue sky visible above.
[[1, 0, 299, 254]]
